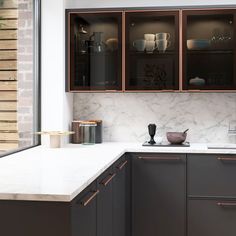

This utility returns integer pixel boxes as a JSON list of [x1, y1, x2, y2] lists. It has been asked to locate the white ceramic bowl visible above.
[[187, 39, 210, 50]]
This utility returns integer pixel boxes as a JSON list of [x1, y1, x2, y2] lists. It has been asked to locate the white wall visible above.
[[40, 0, 236, 144], [41, 0, 73, 144], [65, 0, 236, 8]]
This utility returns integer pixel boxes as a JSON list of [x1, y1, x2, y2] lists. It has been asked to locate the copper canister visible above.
[[72, 120, 102, 144], [71, 121, 83, 143]]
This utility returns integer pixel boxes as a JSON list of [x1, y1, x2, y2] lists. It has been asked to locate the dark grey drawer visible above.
[[188, 199, 236, 236], [188, 154, 236, 197]]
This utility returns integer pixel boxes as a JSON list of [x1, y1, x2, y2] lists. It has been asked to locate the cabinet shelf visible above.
[[129, 50, 176, 55], [187, 49, 234, 55]]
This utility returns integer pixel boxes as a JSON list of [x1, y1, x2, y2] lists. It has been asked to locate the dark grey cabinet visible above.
[[188, 199, 236, 236], [113, 156, 130, 236], [131, 153, 186, 236], [188, 154, 236, 197], [71, 181, 98, 236], [187, 154, 236, 236], [97, 167, 114, 236]]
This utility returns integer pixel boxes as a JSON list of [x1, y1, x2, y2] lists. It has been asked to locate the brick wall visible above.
[[17, 0, 34, 147]]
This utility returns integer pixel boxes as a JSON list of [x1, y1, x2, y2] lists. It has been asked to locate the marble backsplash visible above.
[[73, 93, 236, 143]]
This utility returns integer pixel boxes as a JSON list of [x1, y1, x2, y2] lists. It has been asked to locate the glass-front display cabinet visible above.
[[125, 11, 179, 91], [67, 11, 122, 91], [183, 10, 236, 90]]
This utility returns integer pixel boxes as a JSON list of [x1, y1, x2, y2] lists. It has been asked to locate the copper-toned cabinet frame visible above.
[[66, 8, 236, 93]]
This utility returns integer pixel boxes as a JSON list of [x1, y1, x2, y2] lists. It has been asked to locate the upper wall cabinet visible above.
[[182, 9, 236, 90], [125, 11, 179, 91], [66, 8, 236, 92], [66, 11, 122, 91]]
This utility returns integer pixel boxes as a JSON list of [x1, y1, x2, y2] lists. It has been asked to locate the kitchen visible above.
[[0, 0, 236, 236]]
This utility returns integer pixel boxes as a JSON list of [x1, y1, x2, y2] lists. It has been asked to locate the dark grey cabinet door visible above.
[[113, 155, 130, 236], [188, 154, 236, 197], [71, 181, 98, 236], [132, 153, 186, 236], [97, 167, 114, 236], [188, 199, 236, 236]]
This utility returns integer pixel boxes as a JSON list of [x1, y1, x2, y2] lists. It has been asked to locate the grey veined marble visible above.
[[73, 93, 236, 143]]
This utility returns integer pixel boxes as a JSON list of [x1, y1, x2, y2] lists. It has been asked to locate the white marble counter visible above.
[[0, 142, 236, 202]]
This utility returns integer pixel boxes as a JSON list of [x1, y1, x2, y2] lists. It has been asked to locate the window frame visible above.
[[0, 0, 41, 158]]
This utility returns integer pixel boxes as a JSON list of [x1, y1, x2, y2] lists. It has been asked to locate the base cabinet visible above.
[[113, 156, 130, 236], [71, 182, 98, 236], [188, 199, 236, 236], [131, 153, 186, 236]]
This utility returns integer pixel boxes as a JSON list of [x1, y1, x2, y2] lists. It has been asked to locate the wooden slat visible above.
[[0, 91, 17, 100], [0, 40, 17, 49], [0, 142, 18, 151], [0, 121, 17, 130], [0, 20, 17, 29], [0, 111, 16, 120], [0, 30, 17, 39], [0, 132, 18, 140], [0, 50, 17, 60], [0, 71, 16, 80], [0, 101, 16, 110], [0, 60, 17, 69], [0, 0, 18, 9], [0, 81, 16, 90], [0, 9, 17, 19]]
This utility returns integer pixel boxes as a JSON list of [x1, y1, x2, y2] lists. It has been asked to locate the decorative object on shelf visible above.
[[144, 63, 167, 89], [36, 131, 74, 148], [78, 25, 88, 34], [133, 39, 146, 52], [189, 76, 206, 86], [144, 33, 155, 41], [106, 38, 118, 51], [156, 32, 170, 40], [145, 40, 156, 53], [156, 39, 171, 53], [148, 123, 157, 144], [166, 129, 189, 145], [187, 39, 210, 50], [89, 32, 106, 53]]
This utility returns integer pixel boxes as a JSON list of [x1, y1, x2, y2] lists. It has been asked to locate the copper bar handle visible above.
[[101, 173, 116, 187], [81, 190, 99, 207], [217, 157, 236, 161], [117, 160, 128, 170], [217, 202, 236, 207], [138, 157, 181, 161]]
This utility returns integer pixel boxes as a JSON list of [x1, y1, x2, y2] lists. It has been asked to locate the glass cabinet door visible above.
[[183, 10, 236, 90], [125, 11, 179, 91], [67, 11, 122, 91]]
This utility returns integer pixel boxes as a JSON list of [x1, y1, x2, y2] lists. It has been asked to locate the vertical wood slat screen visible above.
[[0, 0, 18, 152]]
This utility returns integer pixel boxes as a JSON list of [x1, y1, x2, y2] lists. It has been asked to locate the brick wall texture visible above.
[[17, 0, 34, 148]]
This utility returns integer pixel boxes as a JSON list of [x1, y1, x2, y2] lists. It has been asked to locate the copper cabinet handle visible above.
[[217, 202, 236, 207], [217, 157, 236, 161], [117, 160, 128, 170], [138, 156, 181, 161], [100, 173, 116, 186], [81, 190, 99, 207]]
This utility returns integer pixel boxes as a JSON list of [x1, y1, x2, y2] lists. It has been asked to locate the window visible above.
[[0, 0, 40, 155]]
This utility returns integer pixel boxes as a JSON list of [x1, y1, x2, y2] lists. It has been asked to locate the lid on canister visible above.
[[79, 121, 97, 126], [88, 120, 102, 124]]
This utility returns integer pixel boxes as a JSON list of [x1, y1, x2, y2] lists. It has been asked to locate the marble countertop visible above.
[[0, 142, 236, 202]]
